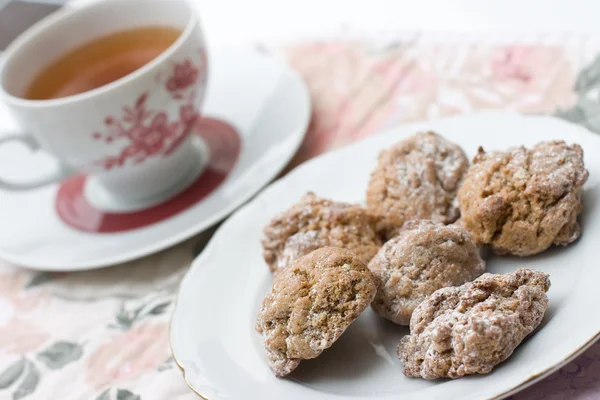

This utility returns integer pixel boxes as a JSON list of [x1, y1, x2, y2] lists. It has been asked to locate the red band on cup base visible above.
[[56, 117, 241, 233]]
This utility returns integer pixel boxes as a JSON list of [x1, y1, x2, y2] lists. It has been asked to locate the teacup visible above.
[[0, 0, 208, 212]]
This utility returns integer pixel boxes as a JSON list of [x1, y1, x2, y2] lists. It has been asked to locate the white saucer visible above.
[[171, 113, 600, 400], [0, 48, 311, 271]]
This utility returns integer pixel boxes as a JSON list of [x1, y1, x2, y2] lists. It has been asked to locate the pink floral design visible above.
[[0, 273, 50, 354], [282, 42, 578, 170], [0, 273, 48, 314], [162, 105, 200, 157], [180, 104, 199, 126], [85, 322, 170, 389], [491, 46, 535, 82], [92, 93, 185, 170], [92, 57, 204, 170], [166, 60, 199, 99], [129, 113, 172, 155], [0, 317, 49, 354], [486, 45, 577, 113]]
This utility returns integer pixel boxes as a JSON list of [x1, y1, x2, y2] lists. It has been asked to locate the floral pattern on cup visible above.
[[166, 60, 200, 99], [92, 58, 202, 171]]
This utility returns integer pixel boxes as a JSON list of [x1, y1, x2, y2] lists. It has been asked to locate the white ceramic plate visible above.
[[171, 112, 600, 400], [0, 48, 310, 270]]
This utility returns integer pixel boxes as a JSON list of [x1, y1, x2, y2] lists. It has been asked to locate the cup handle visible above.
[[0, 132, 74, 190]]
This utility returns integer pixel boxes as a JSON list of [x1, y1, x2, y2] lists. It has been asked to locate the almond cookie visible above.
[[458, 141, 589, 256], [255, 247, 377, 377], [262, 193, 382, 274], [398, 268, 550, 379], [366, 132, 469, 239], [368, 220, 485, 325]]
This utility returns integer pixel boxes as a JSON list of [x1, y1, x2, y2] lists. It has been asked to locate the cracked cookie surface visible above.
[[398, 268, 550, 379], [262, 193, 381, 274], [256, 247, 377, 377], [458, 141, 588, 256], [366, 132, 469, 239], [368, 220, 485, 325]]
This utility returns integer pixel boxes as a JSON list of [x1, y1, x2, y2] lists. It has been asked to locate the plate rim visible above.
[[171, 111, 600, 400], [0, 49, 311, 271]]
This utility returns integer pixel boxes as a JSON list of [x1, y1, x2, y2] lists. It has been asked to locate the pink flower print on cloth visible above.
[[85, 322, 170, 389]]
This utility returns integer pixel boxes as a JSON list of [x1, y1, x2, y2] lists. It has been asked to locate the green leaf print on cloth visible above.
[[12, 360, 39, 400], [556, 99, 600, 133], [96, 390, 111, 400], [147, 301, 171, 316], [575, 55, 600, 94], [556, 55, 600, 133], [0, 358, 25, 389], [36, 341, 83, 370], [117, 389, 141, 400], [25, 272, 58, 289], [0, 358, 40, 400], [95, 389, 141, 400], [156, 356, 176, 372], [112, 297, 172, 330]]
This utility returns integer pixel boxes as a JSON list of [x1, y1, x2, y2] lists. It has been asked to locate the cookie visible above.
[[255, 247, 377, 377], [398, 268, 550, 379], [458, 141, 589, 256], [368, 220, 485, 325], [262, 193, 382, 274], [366, 132, 469, 239]]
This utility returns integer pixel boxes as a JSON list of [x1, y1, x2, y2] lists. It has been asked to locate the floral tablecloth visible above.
[[2, 37, 600, 400]]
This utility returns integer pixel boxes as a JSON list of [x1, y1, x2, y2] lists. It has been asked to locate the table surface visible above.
[[1, 1, 600, 400]]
